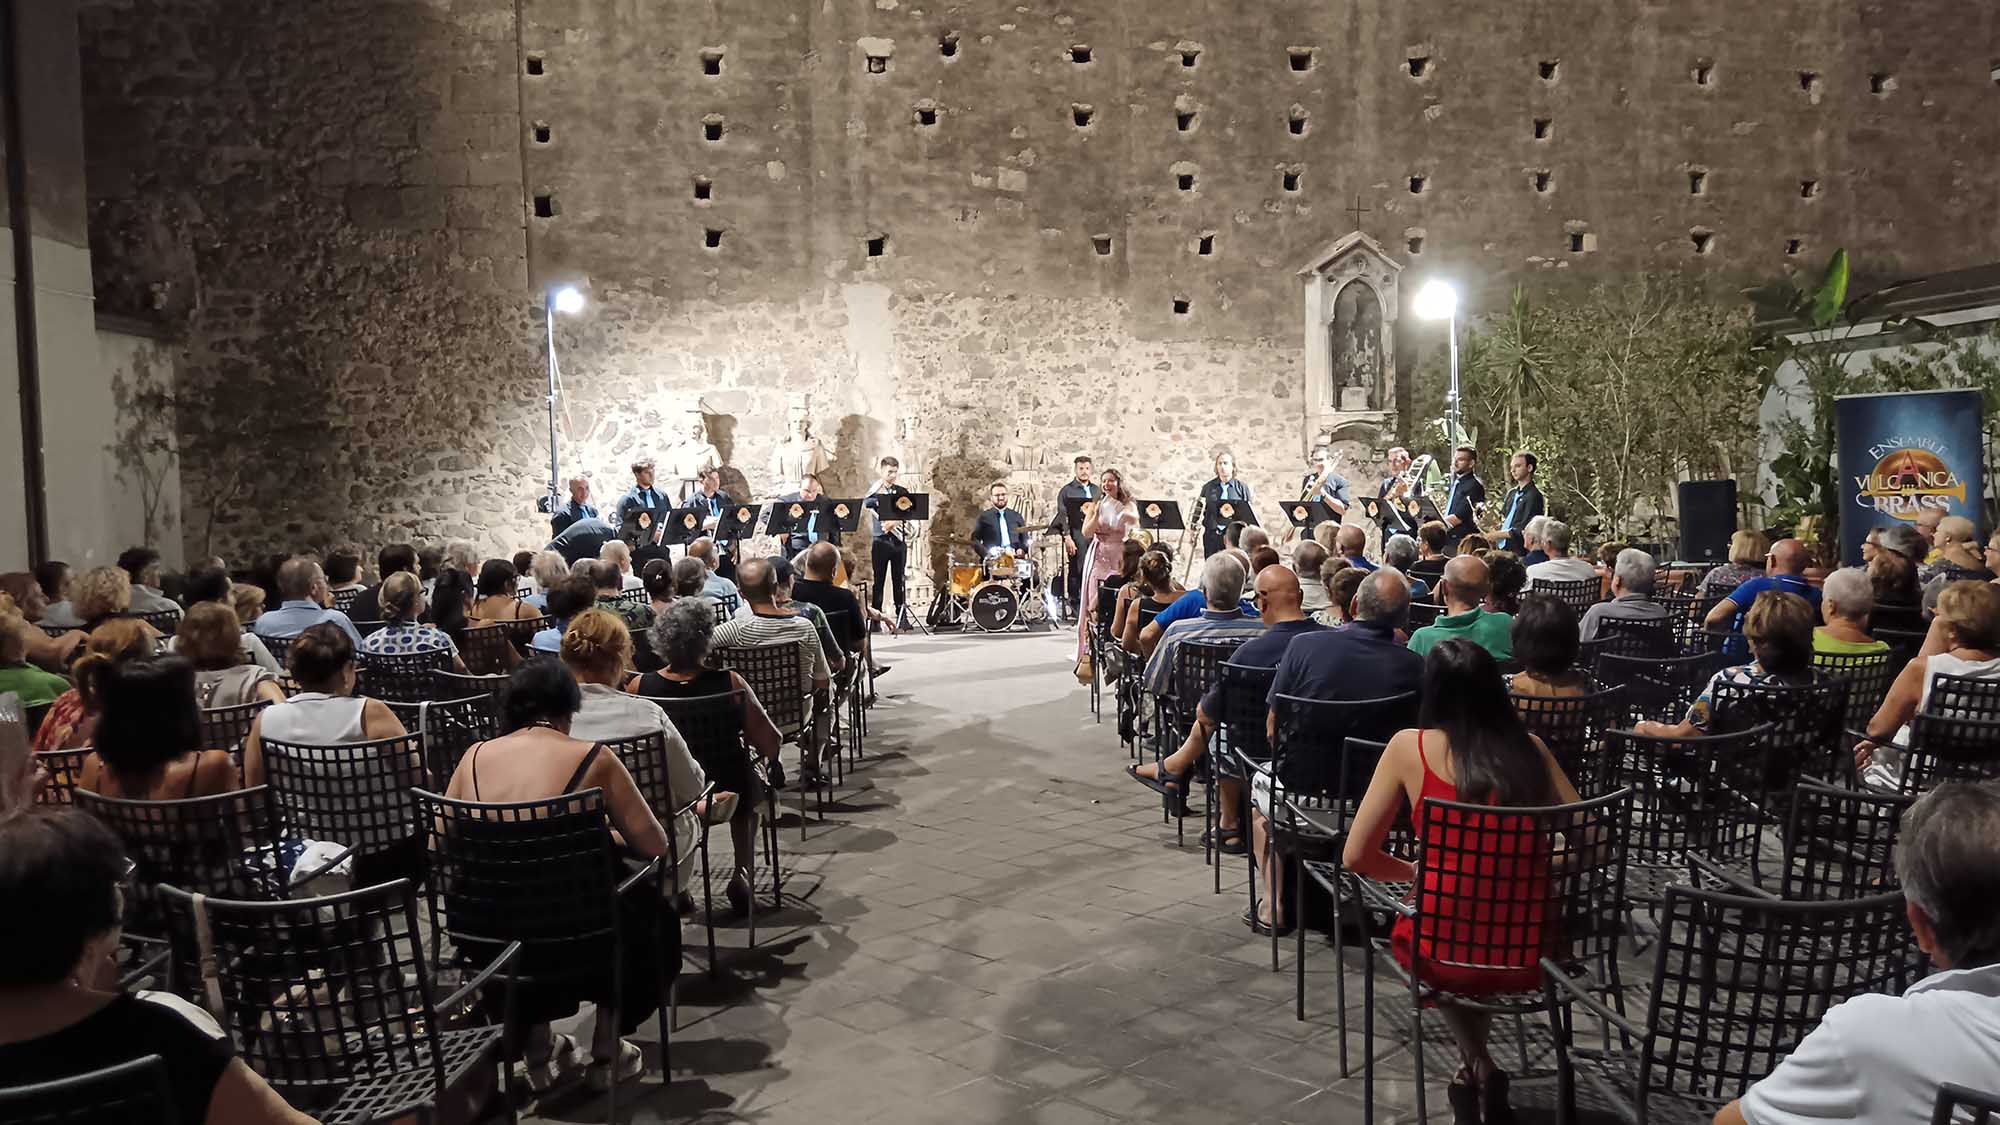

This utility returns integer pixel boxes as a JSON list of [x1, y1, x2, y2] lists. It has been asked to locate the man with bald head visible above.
[[711, 555, 834, 784], [1408, 554, 1515, 659], [1334, 524, 1377, 571], [1915, 507, 1944, 563], [1128, 566, 1323, 853], [792, 541, 891, 677], [1704, 536, 1822, 637]]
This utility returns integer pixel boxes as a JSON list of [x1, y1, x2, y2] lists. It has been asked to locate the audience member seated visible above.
[[1097, 540, 1146, 635], [511, 549, 538, 594], [1870, 550, 1925, 627], [589, 560, 653, 633], [173, 565, 279, 673], [349, 543, 418, 623], [1408, 555, 1514, 661], [1334, 525, 1377, 572], [242, 624, 409, 782], [1293, 541, 1331, 614], [1457, 534, 1494, 557], [0, 600, 70, 708], [1342, 639, 1583, 1122], [31, 620, 152, 753], [600, 540, 645, 592], [1915, 508, 1945, 562], [32, 560, 70, 611], [1703, 537, 1822, 637], [560, 609, 709, 891], [523, 549, 569, 611], [1484, 552, 1528, 617], [1815, 567, 1889, 656], [1578, 548, 1670, 642], [1920, 516, 1995, 589], [253, 558, 362, 646], [1639, 590, 1817, 739], [322, 545, 365, 601], [441, 659, 673, 1093], [1128, 567, 1320, 855], [1409, 522, 1451, 586], [1518, 516, 1551, 567], [1508, 593, 1589, 697], [0, 808, 315, 1125], [470, 560, 541, 624], [793, 542, 888, 676], [687, 538, 741, 601], [0, 571, 85, 667], [361, 572, 469, 671], [1523, 519, 1595, 587], [429, 565, 477, 647], [1323, 565, 1367, 627], [1138, 550, 1262, 660], [116, 547, 180, 616], [231, 583, 269, 630], [77, 656, 239, 800], [1382, 534, 1430, 601], [1714, 780, 2000, 1125], [642, 558, 676, 619], [1114, 550, 1182, 655], [531, 575, 599, 655], [1141, 554, 1265, 702], [1698, 530, 1770, 598], [712, 558, 833, 785], [41, 566, 144, 635], [176, 603, 285, 709], [1857, 582, 2000, 791]]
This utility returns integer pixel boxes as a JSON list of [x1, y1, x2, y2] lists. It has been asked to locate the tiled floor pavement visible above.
[[525, 626, 1575, 1124]]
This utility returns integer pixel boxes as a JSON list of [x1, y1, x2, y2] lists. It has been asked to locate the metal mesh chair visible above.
[[417, 787, 673, 1118], [157, 878, 515, 1124], [1149, 637, 1249, 845], [1813, 649, 1899, 730], [504, 615, 552, 654], [1539, 577, 1603, 617], [1585, 614, 1677, 667], [137, 608, 182, 636], [400, 694, 501, 790], [714, 642, 824, 833], [820, 607, 864, 773], [199, 700, 269, 765], [1510, 686, 1628, 791], [1936, 1084, 2000, 1125], [431, 668, 506, 701], [1874, 625, 1931, 668], [1546, 885, 1924, 1125], [351, 619, 390, 639], [260, 734, 429, 890], [0, 1054, 179, 1124], [259, 632, 294, 670], [1928, 671, 2000, 721], [34, 747, 92, 804], [1883, 712, 2000, 794], [1207, 660, 1277, 891], [355, 649, 452, 705], [655, 689, 781, 935], [1406, 602, 1444, 630], [455, 623, 517, 675], [1599, 724, 1775, 905], [329, 587, 363, 615], [1352, 789, 1635, 1125], [1694, 781, 1912, 901], [1710, 677, 1850, 788], [602, 730, 716, 975], [1596, 651, 1728, 724]]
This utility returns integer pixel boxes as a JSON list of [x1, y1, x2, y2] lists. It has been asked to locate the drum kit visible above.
[[939, 546, 1055, 633]]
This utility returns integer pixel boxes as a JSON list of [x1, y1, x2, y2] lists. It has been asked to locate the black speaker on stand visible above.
[[1677, 480, 1738, 563]]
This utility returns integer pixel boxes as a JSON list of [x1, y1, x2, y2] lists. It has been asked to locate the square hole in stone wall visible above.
[[1070, 44, 1092, 64], [693, 176, 712, 201], [866, 234, 887, 257], [1172, 297, 1191, 315], [1690, 228, 1715, 254], [701, 49, 724, 76], [1689, 169, 1707, 194], [866, 53, 888, 74], [1870, 72, 1895, 95], [532, 121, 551, 144], [703, 115, 725, 141], [1282, 169, 1302, 192], [1072, 103, 1095, 128], [1288, 47, 1316, 72], [1177, 172, 1196, 191], [1798, 70, 1821, 93], [533, 192, 557, 217], [525, 53, 545, 75], [1408, 55, 1430, 78], [1287, 107, 1309, 136], [1092, 234, 1113, 255], [1406, 230, 1426, 254], [1533, 169, 1552, 193], [1177, 109, 1197, 131], [915, 101, 939, 126], [1800, 178, 1820, 199], [1567, 230, 1597, 253], [940, 31, 959, 58], [704, 228, 724, 249], [1533, 117, 1552, 140], [1785, 237, 1804, 256], [1180, 47, 1201, 68], [1408, 173, 1428, 194], [1693, 58, 1714, 85], [1197, 233, 1214, 255], [1538, 59, 1560, 81]]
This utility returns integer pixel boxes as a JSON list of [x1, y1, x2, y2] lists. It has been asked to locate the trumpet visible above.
[[1178, 494, 1205, 586]]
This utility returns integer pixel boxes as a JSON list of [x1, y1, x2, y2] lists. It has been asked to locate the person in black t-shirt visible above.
[[1440, 444, 1486, 547]]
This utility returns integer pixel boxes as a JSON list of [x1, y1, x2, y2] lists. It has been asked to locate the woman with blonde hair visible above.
[[524, 551, 569, 611], [361, 572, 467, 671], [1857, 581, 2000, 790], [230, 583, 269, 628], [1637, 590, 1818, 740], [0, 576, 83, 671], [43, 567, 145, 635], [31, 619, 154, 753], [1074, 467, 1139, 680], [176, 602, 286, 709], [1699, 530, 1769, 598]]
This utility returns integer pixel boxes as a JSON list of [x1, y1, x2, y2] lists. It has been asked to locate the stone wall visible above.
[[80, 0, 2000, 571]]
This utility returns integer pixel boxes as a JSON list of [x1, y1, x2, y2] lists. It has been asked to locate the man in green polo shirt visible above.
[[1408, 554, 1514, 661]]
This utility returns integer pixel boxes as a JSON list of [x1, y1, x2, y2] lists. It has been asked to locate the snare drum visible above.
[[987, 553, 1018, 580], [1014, 557, 1038, 585]]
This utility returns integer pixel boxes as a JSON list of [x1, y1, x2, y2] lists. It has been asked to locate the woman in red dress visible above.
[[1343, 638, 1584, 1125]]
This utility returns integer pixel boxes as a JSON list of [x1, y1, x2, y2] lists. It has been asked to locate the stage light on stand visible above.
[[552, 285, 586, 315], [543, 284, 588, 518], [1413, 280, 1463, 448]]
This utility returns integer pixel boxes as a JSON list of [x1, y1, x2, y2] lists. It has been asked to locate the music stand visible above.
[[620, 507, 664, 548], [1210, 498, 1260, 529], [1137, 500, 1185, 533], [715, 503, 763, 545], [764, 500, 810, 542], [876, 491, 929, 528], [826, 499, 866, 537], [660, 508, 705, 547], [1286, 500, 1335, 537], [1399, 495, 1444, 526]]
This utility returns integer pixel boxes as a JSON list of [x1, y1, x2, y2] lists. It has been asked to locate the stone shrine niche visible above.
[[1297, 231, 1402, 452]]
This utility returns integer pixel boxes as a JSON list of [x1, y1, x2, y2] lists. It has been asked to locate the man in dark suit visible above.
[[614, 458, 669, 549], [1197, 452, 1257, 558], [548, 515, 617, 565], [971, 481, 1029, 559], [1441, 444, 1486, 547], [863, 456, 913, 624], [1056, 456, 1098, 622], [777, 473, 841, 556], [1492, 451, 1545, 555], [545, 476, 599, 536]]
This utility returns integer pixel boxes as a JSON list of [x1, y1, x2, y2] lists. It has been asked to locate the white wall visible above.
[[96, 321, 180, 568], [0, 227, 23, 572]]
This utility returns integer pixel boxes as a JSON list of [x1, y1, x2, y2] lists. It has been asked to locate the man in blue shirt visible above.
[[253, 558, 363, 646], [613, 458, 668, 544], [1302, 448, 1353, 517], [1141, 550, 1262, 658], [1334, 525, 1378, 572], [547, 476, 599, 536], [1143, 554, 1265, 699], [1703, 537, 1823, 636]]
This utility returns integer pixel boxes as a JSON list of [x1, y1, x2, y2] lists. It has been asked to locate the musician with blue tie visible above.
[[678, 466, 739, 574], [1493, 451, 1544, 555], [777, 473, 841, 556], [614, 457, 670, 547], [1197, 452, 1257, 557], [971, 481, 1029, 559], [1441, 444, 1487, 547]]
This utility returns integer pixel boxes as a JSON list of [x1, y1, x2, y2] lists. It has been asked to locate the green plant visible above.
[[107, 349, 179, 549]]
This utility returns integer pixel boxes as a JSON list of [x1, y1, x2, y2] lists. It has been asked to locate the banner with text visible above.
[[1836, 388, 1986, 566]]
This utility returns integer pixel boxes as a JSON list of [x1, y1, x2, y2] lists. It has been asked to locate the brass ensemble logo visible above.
[[1855, 437, 1965, 520]]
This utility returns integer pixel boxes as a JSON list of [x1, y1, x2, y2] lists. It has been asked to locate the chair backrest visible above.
[[1509, 685, 1627, 790], [1592, 614, 1677, 662], [1874, 625, 1931, 669], [1709, 676, 1850, 789], [1167, 635, 1249, 714], [1215, 661, 1279, 764], [1137, 604, 1162, 631], [328, 587, 363, 614], [652, 690, 748, 789], [413, 694, 502, 787], [354, 648, 453, 704], [198, 700, 270, 762], [456, 623, 517, 675], [613, 588, 648, 609], [137, 608, 182, 637], [1601, 724, 1774, 896], [504, 615, 552, 651], [0, 1053, 179, 1125], [1935, 1083, 2000, 1125], [1871, 601, 1926, 635], [822, 608, 858, 655], [1406, 602, 1444, 630], [73, 787, 287, 928], [1595, 650, 1727, 724], [156, 879, 443, 1109], [416, 787, 621, 954], [431, 668, 507, 701], [1899, 712, 2000, 794], [259, 632, 293, 668], [1406, 789, 1632, 981], [34, 747, 92, 804], [1539, 577, 1602, 616], [259, 733, 428, 856], [714, 643, 805, 736], [1268, 692, 1419, 802], [1812, 649, 1899, 725], [1636, 885, 1923, 1118], [1779, 781, 1913, 900], [709, 597, 733, 626], [1927, 671, 2000, 722], [351, 618, 390, 638]]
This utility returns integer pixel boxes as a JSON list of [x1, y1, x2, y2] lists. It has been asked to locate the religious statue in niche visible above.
[[1329, 280, 1383, 413], [768, 396, 833, 490], [665, 406, 722, 504]]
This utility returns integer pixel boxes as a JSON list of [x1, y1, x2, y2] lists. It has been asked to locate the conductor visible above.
[[971, 481, 1029, 558]]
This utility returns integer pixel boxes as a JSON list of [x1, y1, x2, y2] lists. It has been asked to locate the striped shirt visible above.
[[712, 611, 829, 704]]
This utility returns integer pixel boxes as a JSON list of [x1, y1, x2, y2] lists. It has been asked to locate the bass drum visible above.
[[968, 581, 1021, 633]]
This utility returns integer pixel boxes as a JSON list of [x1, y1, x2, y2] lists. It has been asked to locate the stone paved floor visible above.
[[523, 624, 1572, 1124]]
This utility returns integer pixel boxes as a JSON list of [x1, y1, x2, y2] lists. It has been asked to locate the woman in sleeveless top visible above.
[[174, 603, 285, 711], [632, 599, 783, 915], [32, 619, 153, 755], [1114, 549, 1182, 657], [1505, 594, 1590, 699], [469, 559, 542, 624], [1858, 581, 2000, 790], [77, 656, 240, 802], [1343, 639, 1583, 1125], [444, 659, 673, 1095], [1075, 469, 1140, 672]]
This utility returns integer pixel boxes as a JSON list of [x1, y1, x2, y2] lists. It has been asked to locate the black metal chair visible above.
[[0, 1054, 179, 1124], [1693, 780, 1912, 901], [417, 787, 674, 1119], [1406, 602, 1444, 630], [1710, 676, 1850, 788], [137, 608, 182, 636], [1928, 670, 2000, 721], [714, 642, 826, 833], [34, 747, 92, 804], [456, 623, 518, 675], [259, 733, 429, 890], [709, 598, 734, 627], [1207, 660, 1277, 892], [1874, 624, 1932, 668], [1352, 788, 1635, 1125], [258, 632, 294, 670], [1539, 576, 1602, 617], [1595, 650, 1728, 724], [820, 607, 864, 774], [1149, 637, 1250, 845], [402, 693, 501, 789], [602, 730, 717, 978], [612, 588, 648, 611], [1936, 1084, 2000, 1125], [1545, 885, 1924, 1125], [198, 700, 269, 765], [1598, 724, 1775, 905], [504, 615, 552, 655], [1510, 685, 1628, 791], [1877, 712, 2000, 794], [1872, 599, 1926, 634], [655, 689, 781, 938], [1814, 648, 1899, 730], [355, 649, 453, 704], [351, 618, 390, 639], [1588, 614, 1677, 664], [157, 878, 516, 1124], [329, 587, 363, 615], [431, 668, 506, 701]]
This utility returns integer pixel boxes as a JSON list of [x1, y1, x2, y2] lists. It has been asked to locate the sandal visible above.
[[1446, 1070, 1480, 1125], [585, 1039, 646, 1091], [1126, 761, 1186, 796], [1241, 905, 1293, 938], [1481, 1068, 1517, 1125], [525, 1032, 580, 1094], [1203, 828, 1246, 856]]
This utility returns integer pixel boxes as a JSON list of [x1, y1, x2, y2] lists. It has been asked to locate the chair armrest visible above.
[[1685, 853, 1777, 900], [617, 855, 664, 896], [118, 934, 172, 991], [1847, 726, 1906, 752], [289, 844, 356, 888], [673, 780, 719, 823], [1348, 872, 1415, 918], [1541, 958, 1644, 1040], [439, 939, 524, 1014]]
